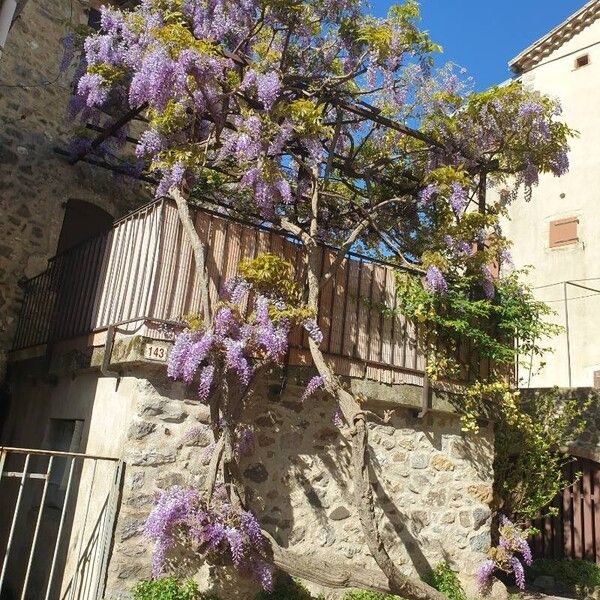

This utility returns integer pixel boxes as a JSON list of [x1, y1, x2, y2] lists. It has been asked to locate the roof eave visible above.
[[508, 0, 600, 74]]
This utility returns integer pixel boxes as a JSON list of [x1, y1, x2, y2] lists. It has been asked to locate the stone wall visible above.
[[105, 366, 495, 600], [0, 0, 149, 378]]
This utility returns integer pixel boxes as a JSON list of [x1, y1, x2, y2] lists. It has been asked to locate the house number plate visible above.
[[144, 343, 168, 362]]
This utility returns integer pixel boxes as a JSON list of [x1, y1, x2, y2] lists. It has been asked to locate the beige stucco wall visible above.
[[0, 0, 150, 379], [0, 362, 140, 599], [503, 16, 600, 388]]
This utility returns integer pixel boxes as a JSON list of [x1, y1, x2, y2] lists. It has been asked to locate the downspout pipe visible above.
[[0, 0, 17, 61]]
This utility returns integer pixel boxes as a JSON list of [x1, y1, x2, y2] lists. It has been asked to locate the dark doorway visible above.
[[55, 200, 113, 255]]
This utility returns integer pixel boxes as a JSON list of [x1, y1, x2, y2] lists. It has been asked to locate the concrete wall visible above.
[[0, 359, 140, 599], [503, 16, 600, 388], [0, 0, 149, 379]]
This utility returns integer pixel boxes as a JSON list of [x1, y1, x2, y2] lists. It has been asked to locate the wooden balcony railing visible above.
[[11, 198, 461, 386]]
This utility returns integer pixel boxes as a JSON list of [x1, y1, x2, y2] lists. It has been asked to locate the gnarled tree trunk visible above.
[[174, 187, 445, 600]]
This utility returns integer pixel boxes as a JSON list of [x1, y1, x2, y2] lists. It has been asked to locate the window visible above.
[[575, 54, 590, 69], [549, 217, 579, 248]]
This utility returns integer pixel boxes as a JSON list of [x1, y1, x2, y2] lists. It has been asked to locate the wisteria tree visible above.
[[69, 0, 574, 596]]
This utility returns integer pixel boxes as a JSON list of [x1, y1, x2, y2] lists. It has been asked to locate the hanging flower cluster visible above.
[[64, 0, 489, 235], [476, 516, 533, 591], [144, 485, 274, 590], [65, 0, 573, 304], [167, 256, 322, 403], [425, 82, 571, 190]]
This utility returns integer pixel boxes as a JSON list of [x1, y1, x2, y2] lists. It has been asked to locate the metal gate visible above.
[[532, 456, 600, 563], [0, 447, 123, 600]]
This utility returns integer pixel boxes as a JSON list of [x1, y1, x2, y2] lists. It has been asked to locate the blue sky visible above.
[[371, 1, 586, 89]]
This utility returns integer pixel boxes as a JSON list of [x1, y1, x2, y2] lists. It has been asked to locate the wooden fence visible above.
[[14, 198, 469, 386], [532, 456, 600, 563]]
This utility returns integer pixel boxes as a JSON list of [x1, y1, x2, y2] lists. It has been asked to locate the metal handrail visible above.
[[0, 446, 120, 462]]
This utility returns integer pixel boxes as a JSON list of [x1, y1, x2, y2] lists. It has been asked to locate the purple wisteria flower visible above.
[[129, 47, 175, 110], [332, 407, 344, 428], [511, 556, 526, 590], [225, 341, 252, 385], [302, 318, 323, 344], [144, 486, 200, 576], [240, 510, 265, 551], [518, 100, 544, 118], [59, 31, 75, 74], [449, 182, 467, 215], [226, 527, 245, 566], [77, 73, 109, 107], [136, 129, 164, 158], [424, 266, 448, 295], [168, 273, 299, 401], [522, 162, 539, 188], [420, 183, 437, 205], [222, 276, 250, 304], [235, 427, 256, 457], [182, 333, 213, 384], [475, 558, 495, 591], [167, 331, 193, 380], [550, 150, 569, 177], [301, 375, 325, 401], [253, 560, 274, 591], [477, 515, 533, 592], [256, 71, 281, 110], [500, 249, 513, 267], [145, 484, 272, 589], [156, 162, 185, 197], [197, 364, 215, 402]]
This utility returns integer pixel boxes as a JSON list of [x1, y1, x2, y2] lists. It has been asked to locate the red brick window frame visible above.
[[549, 217, 579, 248]]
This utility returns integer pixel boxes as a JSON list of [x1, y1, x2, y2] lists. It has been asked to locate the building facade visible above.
[[0, 197, 496, 599], [503, 0, 600, 388], [0, 0, 148, 383]]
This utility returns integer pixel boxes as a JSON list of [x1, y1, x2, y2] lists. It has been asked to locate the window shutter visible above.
[[549, 217, 578, 248]]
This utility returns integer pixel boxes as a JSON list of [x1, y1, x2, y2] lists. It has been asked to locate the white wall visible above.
[[0, 372, 138, 600], [504, 17, 600, 388]]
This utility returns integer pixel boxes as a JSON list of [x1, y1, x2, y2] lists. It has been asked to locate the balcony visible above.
[[11, 198, 482, 387]]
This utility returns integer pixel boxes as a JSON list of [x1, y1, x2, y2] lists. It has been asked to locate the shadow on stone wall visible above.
[[107, 370, 495, 600]]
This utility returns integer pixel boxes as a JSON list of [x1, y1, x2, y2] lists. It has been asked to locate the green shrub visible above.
[[526, 559, 600, 593], [428, 563, 467, 600], [133, 576, 218, 600], [254, 574, 323, 600]]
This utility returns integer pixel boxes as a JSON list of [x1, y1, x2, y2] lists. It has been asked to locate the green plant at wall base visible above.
[[133, 577, 217, 600], [427, 563, 466, 600], [342, 591, 401, 600]]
